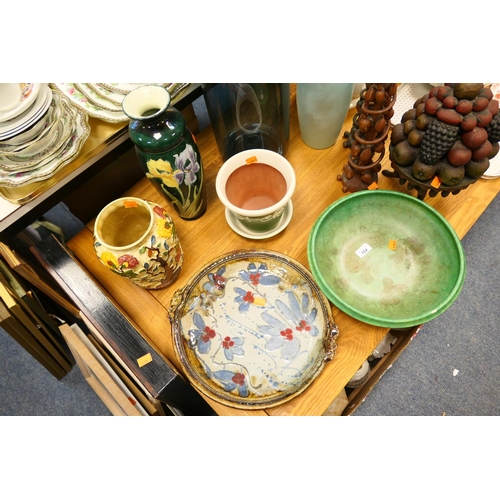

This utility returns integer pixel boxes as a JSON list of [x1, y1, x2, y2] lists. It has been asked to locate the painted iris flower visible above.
[[174, 144, 200, 186], [146, 159, 179, 188]]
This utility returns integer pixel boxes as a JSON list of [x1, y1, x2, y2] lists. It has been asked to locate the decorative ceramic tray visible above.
[[169, 250, 339, 409], [308, 190, 466, 328]]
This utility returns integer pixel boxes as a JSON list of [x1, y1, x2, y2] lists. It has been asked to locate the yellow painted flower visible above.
[[156, 219, 173, 239], [101, 251, 119, 268], [146, 159, 179, 188]]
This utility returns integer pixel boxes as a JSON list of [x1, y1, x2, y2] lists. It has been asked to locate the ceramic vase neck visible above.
[[122, 85, 171, 121]]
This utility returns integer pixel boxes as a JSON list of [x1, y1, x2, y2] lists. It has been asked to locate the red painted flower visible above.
[[280, 328, 294, 341], [222, 336, 235, 349], [201, 326, 216, 343], [250, 272, 261, 286], [117, 254, 139, 269], [153, 205, 167, 218], [213, 273, 226, 289], [296, 319, 312, 332], [232, 373, 245, 386], [243, 291, 255, 303]]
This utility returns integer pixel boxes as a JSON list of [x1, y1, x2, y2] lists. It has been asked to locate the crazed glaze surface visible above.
[[170, 250, 338, 409]]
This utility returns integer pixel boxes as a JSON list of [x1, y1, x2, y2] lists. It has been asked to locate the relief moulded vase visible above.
[[122, 85, 207, 220], [93, 197, 184, 290]]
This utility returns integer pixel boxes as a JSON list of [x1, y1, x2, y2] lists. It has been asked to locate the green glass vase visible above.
[[122, 85, 207, 220], [297, 83, 354, 149]]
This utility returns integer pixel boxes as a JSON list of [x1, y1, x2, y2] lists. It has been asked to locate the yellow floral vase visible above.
[[93, 197, 183, 290]]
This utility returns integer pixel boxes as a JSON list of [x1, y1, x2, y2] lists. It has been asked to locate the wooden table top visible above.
[[67, 88, 500, 416]]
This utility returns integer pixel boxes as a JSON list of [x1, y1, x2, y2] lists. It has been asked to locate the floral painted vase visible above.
[[122, 85, 207, 220], [93, 197, 183, 290]]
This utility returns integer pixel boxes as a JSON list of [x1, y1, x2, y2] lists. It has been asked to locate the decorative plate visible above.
[[72, 83, 123, 112], [51, 83, 128, 123], [169, 250, 339, 409], [308, 190, 466, 328], [98, 82, 189, 98], [97, 83, 158, 95], [89, 83, 125, 106]]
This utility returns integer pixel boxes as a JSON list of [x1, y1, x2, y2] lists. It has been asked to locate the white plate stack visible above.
[[0, 84, 90, 189]]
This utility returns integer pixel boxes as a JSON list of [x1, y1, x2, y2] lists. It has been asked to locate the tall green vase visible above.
[[122, 85, 207, 220]]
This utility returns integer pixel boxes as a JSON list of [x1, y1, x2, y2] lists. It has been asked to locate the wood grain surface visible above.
[[67, 88, 500, 415]]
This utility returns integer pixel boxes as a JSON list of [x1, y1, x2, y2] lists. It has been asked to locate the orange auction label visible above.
[[388, 239, 397, 250], [431, 177, 441, 188], [368, 182, 378, 190], [137, 353, 153, 367], [124, 200, 139, 208], [245, 156, 258, 164]]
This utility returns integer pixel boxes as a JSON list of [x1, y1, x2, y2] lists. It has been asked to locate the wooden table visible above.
[[67, 89, 500, 416]]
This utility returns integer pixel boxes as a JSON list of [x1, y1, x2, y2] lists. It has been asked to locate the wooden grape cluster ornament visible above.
[[384, 83, 500, 200]]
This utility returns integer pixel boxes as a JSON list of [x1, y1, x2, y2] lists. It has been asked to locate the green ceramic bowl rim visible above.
[[307, 190, 466, 328]]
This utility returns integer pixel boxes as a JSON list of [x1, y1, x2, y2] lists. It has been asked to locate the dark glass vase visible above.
[[202, 83, 290, 161], [122, 85, 207, 220]]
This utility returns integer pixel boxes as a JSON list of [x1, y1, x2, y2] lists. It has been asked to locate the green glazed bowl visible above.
[[307, 190, 466, 328]]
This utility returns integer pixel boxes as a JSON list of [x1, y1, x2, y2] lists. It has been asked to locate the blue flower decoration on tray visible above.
[[212, 370, 249, 397], [187, 312, 217, 354], [257, 291, 319, 360], [239, 262, 281, 287]]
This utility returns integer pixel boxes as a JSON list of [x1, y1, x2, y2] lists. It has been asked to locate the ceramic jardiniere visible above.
[[215, 148, 296, 234], [93, 197, 183, 290], [122, 85, 207, 220]]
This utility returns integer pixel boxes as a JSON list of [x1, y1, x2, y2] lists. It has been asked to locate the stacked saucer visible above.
[[0, 84, 52, 144], [0, 84, 90, 188], [51, 83, 190, 123]]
